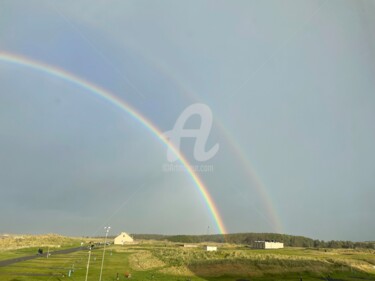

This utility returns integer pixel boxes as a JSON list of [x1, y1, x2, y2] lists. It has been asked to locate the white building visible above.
[[114, 232, 134, 245], [204, 245, 217, 251], [253, 241, 284, 249]]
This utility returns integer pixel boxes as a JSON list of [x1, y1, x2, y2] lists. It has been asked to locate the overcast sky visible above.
[[1, 0, 374, 241]]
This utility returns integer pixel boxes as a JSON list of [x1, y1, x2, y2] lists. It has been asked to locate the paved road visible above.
[[0, 246, 86, 267]]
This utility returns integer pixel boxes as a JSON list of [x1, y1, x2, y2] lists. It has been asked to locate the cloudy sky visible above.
[[1, 0, 374, 241]]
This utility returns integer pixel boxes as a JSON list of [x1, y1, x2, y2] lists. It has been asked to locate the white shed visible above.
[[204, 245, 217, 251]]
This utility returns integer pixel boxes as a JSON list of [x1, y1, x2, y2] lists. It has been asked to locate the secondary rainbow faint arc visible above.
[[0, 51, 227, 235], [141, 54, 282, 233]]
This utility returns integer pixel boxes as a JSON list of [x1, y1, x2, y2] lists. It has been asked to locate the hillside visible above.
[[1, 239, 375, 280], [132, 233, 375, 249]]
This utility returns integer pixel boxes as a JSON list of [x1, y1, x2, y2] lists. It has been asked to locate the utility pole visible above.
[[99, 226, 111, 281], [85, 247, 92, 281]]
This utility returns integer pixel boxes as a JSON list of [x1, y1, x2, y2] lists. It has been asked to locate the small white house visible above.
[[253, 241, 284, 249], [204, 245, 217, 251], [114, 232, 134, 245]]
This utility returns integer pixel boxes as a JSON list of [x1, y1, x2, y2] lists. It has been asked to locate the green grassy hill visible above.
[[1, 238, 375, 281]]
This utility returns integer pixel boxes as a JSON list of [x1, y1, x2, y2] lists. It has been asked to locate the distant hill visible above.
[[132, 233, 375, 249]]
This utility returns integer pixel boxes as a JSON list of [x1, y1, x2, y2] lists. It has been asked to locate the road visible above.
[[0, 246, 86, 267]]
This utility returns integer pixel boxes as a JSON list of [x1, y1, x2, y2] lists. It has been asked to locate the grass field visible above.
[[0, 237, 374, 281], [0, 234, 91, 261]]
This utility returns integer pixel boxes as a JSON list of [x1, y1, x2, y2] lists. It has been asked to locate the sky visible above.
[[0, 0, 374, 241]]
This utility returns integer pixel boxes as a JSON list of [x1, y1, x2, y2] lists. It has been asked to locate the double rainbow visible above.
[[0, 52, 228, 235]]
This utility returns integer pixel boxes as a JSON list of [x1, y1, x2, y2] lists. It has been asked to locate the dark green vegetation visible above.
[[0, 237, 375, 281], [133, 233, 375, 249]]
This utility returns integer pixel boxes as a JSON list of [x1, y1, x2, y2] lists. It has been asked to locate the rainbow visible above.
[[0, 51, 228, 235], [141, 54, 283, 233], [216, 122, 283, 233]]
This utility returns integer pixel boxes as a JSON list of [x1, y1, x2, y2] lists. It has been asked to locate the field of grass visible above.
[[0, 234, 94, 262], [0, 237, 374, 281]]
